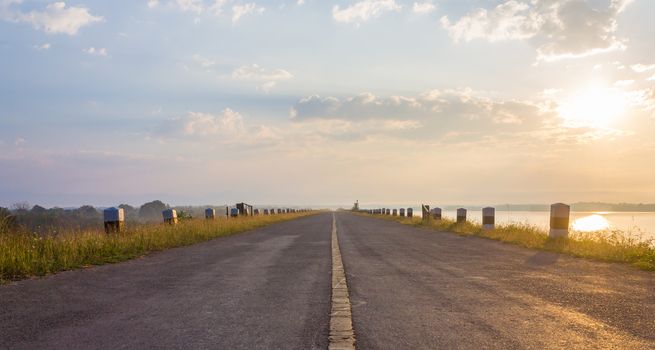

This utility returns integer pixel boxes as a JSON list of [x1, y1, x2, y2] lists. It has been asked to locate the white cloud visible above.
[[257, 81, 276, 94], [232, 64, 293, 81], [631, 64, 655, 73], [192, 54, 216, 68], [146, 1, 264, 23], [440, 1, 538, 42], [209, 0, 228, 15], [181, 110, 244, 136], [5, 2, 103, 35], [232, 64, 293, 93], [290, 90, 548, 131], [156, 109, 248, 141], [441, 0, 634, 62], [412, 1, 435, 15], [332, 0, 401, 24], [33, 42, 51, 50], [297, 0, 305, 5], [175, 0, 204, 14], [83, 47, 108, 56], [148, 0, 227, 16], [232, 3, 264, 23]]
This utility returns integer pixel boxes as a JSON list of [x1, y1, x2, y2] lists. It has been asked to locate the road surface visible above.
[[0, 214, 332, 349], [1, 212, 654, 349], [336, 213, 655, 349]]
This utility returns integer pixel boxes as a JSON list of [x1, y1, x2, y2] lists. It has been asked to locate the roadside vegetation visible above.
[[0, 212, 315, 284], [360, 213, 655, 271]]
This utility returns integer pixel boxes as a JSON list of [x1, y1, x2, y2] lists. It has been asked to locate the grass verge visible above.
[[359, 213, 655, 271], [0, 212, 316, 284]]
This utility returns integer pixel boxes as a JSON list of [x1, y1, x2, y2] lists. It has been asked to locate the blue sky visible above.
[[1, 0, 655, 207]]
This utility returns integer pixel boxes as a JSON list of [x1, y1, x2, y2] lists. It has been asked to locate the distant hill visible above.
[[570, 202, 655, 212]]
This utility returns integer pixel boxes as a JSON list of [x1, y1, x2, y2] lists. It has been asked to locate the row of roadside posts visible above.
[[367, 203, 572, 239], [103, 206, 310, 234]]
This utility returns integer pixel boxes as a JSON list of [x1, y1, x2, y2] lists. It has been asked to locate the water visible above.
[[400, 208, 655, 240]]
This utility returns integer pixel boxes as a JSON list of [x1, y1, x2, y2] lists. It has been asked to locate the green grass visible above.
[[360, 213, 655, 271], [0, 212, 316, 284]]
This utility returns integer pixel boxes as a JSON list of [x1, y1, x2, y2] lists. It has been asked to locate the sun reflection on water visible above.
[[572, 214, 610, 232]]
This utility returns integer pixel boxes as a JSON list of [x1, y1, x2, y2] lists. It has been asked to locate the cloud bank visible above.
[[441, 0, 634, 62], [1, 1, 103, 35]]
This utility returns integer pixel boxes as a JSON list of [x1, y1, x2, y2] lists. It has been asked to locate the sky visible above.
[[1, 0, 655, 208]]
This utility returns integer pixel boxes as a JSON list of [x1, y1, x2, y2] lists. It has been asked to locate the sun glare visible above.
[[572, 214, 610, 232], [558, 86, 627, 128]]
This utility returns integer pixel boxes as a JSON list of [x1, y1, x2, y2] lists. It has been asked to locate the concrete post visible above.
[[482, 207, 495, 230], [431, 207, 442, 220], [549, 203, 570, 238], [103, 207, 125, 234], [407, 208, 413, 218], [163, 209, 178, 225], [422, 205, 430, 222], [264, 209, 269, 215], [399, 208, 405, 217], [456, 208, 467, 223], [205, 208, 216, 220], [386, 209, 390, 215], [254, 209, 260, 215], [392, 209, 397, 216]]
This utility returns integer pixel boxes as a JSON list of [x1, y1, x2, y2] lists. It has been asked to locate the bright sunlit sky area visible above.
[[1, 0, 655, 207]]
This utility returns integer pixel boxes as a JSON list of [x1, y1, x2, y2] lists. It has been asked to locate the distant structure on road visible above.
[[352, 200, 359, 211]]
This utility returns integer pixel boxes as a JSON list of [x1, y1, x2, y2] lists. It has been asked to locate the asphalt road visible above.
[[0, 214, 332, 350], [336, 213, 655, 349], [2, 212, 654, 349]]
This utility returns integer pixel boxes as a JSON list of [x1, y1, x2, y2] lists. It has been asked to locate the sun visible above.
[[558, 85, 627, 128], [572, 214, 610, 232]]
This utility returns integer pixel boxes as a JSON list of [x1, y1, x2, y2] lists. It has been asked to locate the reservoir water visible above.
[[401, 208, 655, 241]]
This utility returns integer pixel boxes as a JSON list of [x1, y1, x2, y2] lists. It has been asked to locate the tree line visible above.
[[0, 200, 195, 235]]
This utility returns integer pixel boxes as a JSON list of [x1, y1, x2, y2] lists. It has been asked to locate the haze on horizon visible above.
[[1, 0, 654, 208]]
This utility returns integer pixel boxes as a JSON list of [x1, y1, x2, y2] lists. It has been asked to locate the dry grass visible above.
[[361, 213, 655, 271], [0, 212, 316, 283]]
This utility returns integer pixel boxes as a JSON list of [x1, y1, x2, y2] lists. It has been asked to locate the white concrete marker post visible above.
[[399, 208, 406, 217], [482, 207, 495, 230], [422, 205, 430, 223], [163, 209, 178, 225], [550, 203, 570, 238], [392, 209, 397, 216], [205, 208, 216, 220], [457, 208, 467, 223], [103, 207, 125, 234], [407, 208, 413, 218], [432, 207, 442, 220]]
